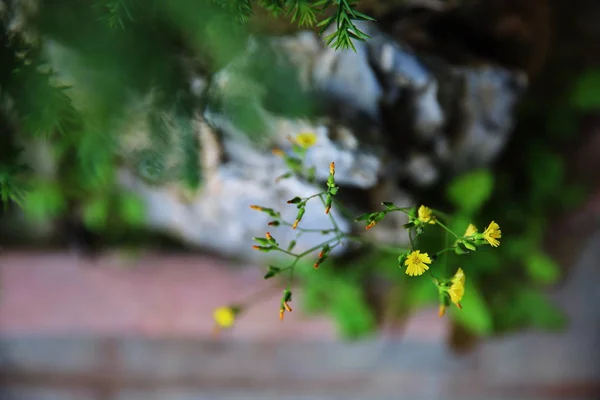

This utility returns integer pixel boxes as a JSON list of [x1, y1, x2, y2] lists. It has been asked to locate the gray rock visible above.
[[312, 32, 383, 122], [115, 22, 528, 257], [448, 66, 527, 173]]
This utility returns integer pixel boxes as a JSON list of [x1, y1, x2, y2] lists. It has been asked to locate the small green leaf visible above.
[[254, 245, 274, 252], [276, 172, 293, 181], [316, 15, 334, 27], [287, 196, 302, 204], [455, 242, 472, 255], [252, 237, 271, 246], [295, 207, 305, 222], [462, 240, 477, 252], [264, 266, 282, 279], [355, 212, 372, 222], [287, 240, 297, 251], [382, 201, 396, 210], [352, 9, 376, 21], [447, 169, 494, 213], [525, 252, 561, 284]]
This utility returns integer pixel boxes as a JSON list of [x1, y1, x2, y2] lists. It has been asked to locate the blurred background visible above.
[[1, 0, 600, 399]]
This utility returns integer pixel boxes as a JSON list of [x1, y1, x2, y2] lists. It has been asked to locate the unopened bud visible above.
[[438, 305, 446, 318]]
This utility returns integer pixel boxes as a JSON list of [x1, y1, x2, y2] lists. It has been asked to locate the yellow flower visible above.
[[464, 223, 478, 237], [447, 268, 465, 307], [417, 205, 436, 224], [482, 221, 501, 247], [213, 306, 236, 328], [295, 132, 318, 149], [404, 250, 432, 276]]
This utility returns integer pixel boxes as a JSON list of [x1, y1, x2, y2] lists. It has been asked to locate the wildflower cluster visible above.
[[212, 132, 502, 333]]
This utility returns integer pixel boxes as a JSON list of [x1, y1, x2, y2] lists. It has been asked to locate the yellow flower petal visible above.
[[483, 221, 502, 247], [464, 223, 478, 237], [448, 268, 465, 306], [295, 132, 318, 149], [404, 250, 432, 276], [417, 205, 436, 224], [213, 306, 236, 328]]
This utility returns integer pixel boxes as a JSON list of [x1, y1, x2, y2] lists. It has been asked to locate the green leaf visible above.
[[82, 196, 110, 231], [381, 201, 396, 210], [252, 237, 271, 246], [447, 169, 494, 213], [452, 282, 493, 335], [355, 212, 372, 222], [352, 9, 376, 21], [264, 265, 282, 279], [525, 252, 561, 284]]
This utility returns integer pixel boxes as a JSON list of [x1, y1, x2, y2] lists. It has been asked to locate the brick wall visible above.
[[1, 231, 600, 400]]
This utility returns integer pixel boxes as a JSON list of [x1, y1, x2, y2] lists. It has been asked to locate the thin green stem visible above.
[[435, 220, 460, 240], [297, 236, 340, 259], [274, 247, 297, 257], [408, 228, 416, 249], [345, 234, 408, 254], [436, 247, 454, 257], [280, 219, 335, 233]]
